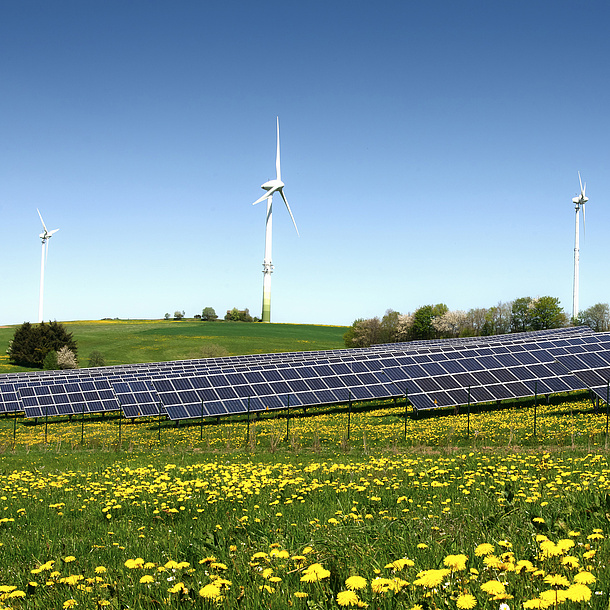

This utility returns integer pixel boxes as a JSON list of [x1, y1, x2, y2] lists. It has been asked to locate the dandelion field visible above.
[[0, 395, 608, 608]]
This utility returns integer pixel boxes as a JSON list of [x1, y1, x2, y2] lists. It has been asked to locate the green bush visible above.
[[7, 321, 78, 368]]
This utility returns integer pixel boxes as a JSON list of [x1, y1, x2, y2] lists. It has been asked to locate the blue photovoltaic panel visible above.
[[0, 383, 23, 413], [19, 379, 121, 419], [111, 380, 161, 418]]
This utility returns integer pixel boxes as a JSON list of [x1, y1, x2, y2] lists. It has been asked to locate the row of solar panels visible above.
[[1, 326, 594, 385], [0, 327, 609, 421]]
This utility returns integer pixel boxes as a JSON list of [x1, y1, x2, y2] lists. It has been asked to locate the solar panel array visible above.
[[0, 326, 608, 421]]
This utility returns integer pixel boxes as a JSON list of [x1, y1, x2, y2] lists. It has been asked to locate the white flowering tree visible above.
[[57, 346, 79, 370], [432, 310, 467, 338]]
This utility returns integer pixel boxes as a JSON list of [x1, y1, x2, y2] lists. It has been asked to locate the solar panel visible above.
[[111, 380, 161, 418], [19, 378, 121, 419], [0, 383, 23, 414]]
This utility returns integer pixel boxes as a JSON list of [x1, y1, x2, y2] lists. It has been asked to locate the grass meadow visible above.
[[0, 319, 348, 373], [0, 396, 607, 608]]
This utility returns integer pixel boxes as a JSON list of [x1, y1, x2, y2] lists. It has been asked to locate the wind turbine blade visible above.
[[582, 204, 586, 238], [578, 171, 584, 195], [37, 208, 48, 232], [253, 187, 278, 206], [45, 239, 49, 262], [49, 229, 60, 236], [279, 189, 299, 236], [275, 116, 281, 181]]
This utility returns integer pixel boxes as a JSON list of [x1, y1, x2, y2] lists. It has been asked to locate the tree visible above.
[[380, 309, 401, 343], [174, 311, 185, 320], [224, 308, 253, 322], [57, 346, 78, 369], [410, 304, 447, 340], [481, 302, 512, 336], [201, 307, 218, 321], [43, 350, 58, 370], [164, 313, 171, 320], [432, 310, 467, 338], [343, 318, 382, 347], [87, 351, 106, 367], [395, 313, 413, 341], [578, 303, 610, 332], [510, 297, 533, 332], [7, 321, 78, 368], [529, 296, 567, 330]]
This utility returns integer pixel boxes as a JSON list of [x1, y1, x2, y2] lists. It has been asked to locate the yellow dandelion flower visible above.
[[300, 563, 330, 582], [413, 569, 450, 588], [587, 532, 604, 540], [565, 583, 592, 602], [561, 556, 579, 569], [573, 571, 596, 585], [337, 590, 360, 606], [345, 575, 367, 590], [63, 600, 77, 609], [543, 574, 570, 587], [483, 555, 502, 568], [475, 543, 495, 557], [199, 584, 221, 599], [444, 554, 468, 571], [294, 591, 308, 598], [140, 575, 155, 584], [456, 593, 477, 609], [94, 566, 107, 574], [480, 580, 506, 596]]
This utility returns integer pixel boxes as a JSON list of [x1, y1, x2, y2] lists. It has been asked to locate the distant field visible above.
[[0, 319, 348, 373]]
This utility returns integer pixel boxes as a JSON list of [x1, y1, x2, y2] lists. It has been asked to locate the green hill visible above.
[[0, 319, 348, 373]]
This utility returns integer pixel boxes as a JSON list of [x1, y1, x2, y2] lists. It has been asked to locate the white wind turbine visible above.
[[572, 172, 588, 321], [252, 117, 299, 323], [37, 209, 59, 323]]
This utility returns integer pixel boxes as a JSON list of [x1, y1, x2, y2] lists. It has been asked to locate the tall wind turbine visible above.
[[37, 209, 59, 323], [572, 172, 588, 321], [252, 117, 299, 323]]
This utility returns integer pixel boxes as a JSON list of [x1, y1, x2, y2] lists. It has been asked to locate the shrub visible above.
[[7, 321, 78, 368], [87, 351, 106, 368], [57, 346, 78, 369], [42, 350, 58, 370]]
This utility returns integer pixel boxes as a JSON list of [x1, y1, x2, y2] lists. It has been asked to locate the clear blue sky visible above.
[[1, 0, 609, 327]]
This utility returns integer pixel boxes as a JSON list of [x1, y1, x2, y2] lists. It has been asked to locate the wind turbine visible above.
[[252, 117, 299, 323], [572, 172, 588, 321], [37, 209, 59, 323]]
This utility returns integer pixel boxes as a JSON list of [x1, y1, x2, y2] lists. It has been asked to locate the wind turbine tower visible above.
[[572, 172, 588, 321], [252, 117, 299, 323], [37, 209, 59, 323]]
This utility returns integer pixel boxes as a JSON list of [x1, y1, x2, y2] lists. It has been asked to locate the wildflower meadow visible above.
[[0, 395, 608, 609]]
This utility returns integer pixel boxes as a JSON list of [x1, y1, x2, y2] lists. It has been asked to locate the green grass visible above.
[[0, 407, 608, 609], [0, 319, 348, 373]]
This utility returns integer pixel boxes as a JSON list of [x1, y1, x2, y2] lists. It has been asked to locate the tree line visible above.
[[344, 298, 610, 348]]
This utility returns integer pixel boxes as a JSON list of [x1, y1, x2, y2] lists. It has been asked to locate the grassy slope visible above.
[[0, 319, 348, 373]]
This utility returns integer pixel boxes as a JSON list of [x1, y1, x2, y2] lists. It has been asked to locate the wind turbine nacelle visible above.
[[261, 179, 284, 191]]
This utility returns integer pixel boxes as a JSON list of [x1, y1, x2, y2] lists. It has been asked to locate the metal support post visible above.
[[467, 386, 471, 437], [347, 391, 352, 440], [534, 381, 538, 438]]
